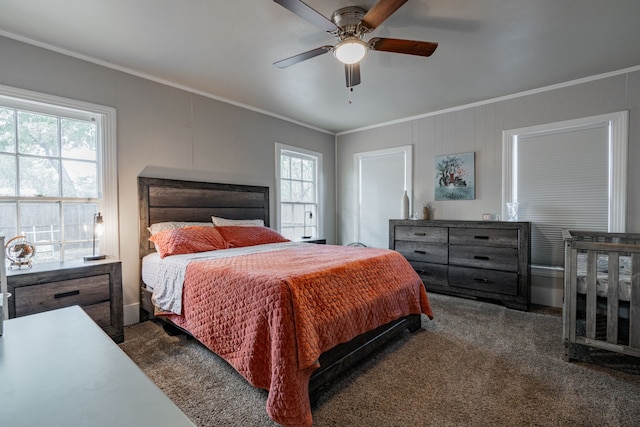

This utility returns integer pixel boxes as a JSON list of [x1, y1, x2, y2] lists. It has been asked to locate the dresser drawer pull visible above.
[[415, 269, 426, 274], [54, 290, 81, 299], [473, 278, 489, 283], [414, 232, 426, 236], [474, 256, 490, 260], [414, 250, 427, 255], [474, 235, 489, 240]]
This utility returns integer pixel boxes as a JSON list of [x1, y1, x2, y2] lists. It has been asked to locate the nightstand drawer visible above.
[[14, 275, 110, 317], [82, 301, 111, 327]]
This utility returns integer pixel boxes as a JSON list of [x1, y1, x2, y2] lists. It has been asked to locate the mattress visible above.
[[576, 253, 633, 301], [141, 251, 162, 291]]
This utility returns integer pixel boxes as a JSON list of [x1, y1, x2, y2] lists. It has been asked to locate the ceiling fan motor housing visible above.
[[332, 6, 367, 38]]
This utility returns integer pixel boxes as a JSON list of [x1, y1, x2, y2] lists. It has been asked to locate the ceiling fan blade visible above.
[[273, 46, 332, 68], [360, 0, 408, 31], [369, 38, 438, 57], [345, 63, 361, 87], [273, 0, 338, 33]]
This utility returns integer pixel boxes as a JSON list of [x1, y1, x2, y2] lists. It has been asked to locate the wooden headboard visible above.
[[138, 177, 270, 258]]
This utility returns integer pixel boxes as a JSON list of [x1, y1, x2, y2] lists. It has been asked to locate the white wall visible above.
[[337, 70, 640, 307], [3, 33, 639, 314], [0, 36, 336, 324]]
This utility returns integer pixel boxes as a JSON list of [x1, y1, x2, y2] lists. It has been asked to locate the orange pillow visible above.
[[149, 226, 229, 258], [215, 226, 290, 248]]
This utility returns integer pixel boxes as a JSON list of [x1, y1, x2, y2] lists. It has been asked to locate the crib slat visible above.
[[607, 252, 619, 344], [563, 241, 578, 343], [586, 250, 597, 340], [630, 253, 640, 348]]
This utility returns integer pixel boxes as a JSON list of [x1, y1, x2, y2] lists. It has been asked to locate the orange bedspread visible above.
[[166, 244, 432, 426]]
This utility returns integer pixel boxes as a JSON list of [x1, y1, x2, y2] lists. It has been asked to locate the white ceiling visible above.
[[1, 0, 639, 134]]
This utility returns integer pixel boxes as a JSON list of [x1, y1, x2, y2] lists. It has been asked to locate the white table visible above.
[[0, 306, 196, 427]]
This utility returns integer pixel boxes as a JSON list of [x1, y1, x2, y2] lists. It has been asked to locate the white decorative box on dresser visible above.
[[390, 220, 531, 310]]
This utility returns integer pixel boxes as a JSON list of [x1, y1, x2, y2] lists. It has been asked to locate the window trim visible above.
[[0, 84, 119, 260], [275, 142, 323, 239], [502, 111, 628, 273]]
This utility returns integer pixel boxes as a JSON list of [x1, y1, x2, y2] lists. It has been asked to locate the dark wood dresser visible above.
[[6, 258, 124, 342], [390, 220, 531, 310]]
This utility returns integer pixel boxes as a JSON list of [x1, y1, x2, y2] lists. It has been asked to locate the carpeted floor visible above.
[[119, 293, 640, 426]]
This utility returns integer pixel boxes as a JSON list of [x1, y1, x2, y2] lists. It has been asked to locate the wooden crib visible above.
[[563, 230, 640, 360]]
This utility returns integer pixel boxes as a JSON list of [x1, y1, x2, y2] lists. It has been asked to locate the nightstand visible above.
[[296, 238, 326, 244], [6, 258, 123, 342]]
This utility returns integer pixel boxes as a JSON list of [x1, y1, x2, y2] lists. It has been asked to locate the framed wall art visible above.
[[434, 151, 475, 200]]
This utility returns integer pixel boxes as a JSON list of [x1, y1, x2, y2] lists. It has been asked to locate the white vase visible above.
[[401, 190, 410, 219]]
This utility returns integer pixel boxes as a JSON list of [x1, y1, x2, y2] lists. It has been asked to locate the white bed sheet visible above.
[[142, 242, 310, 315]]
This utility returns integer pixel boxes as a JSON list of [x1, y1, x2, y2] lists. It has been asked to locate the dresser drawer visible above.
[[449, 245, 519, 272], [449, 228, 518, 248], [395, 240, 448, 264], [14, 275, 110, 317], [394, 226, 448, 244], [409, 261, 448, 286], [449, 266, 519, 295]]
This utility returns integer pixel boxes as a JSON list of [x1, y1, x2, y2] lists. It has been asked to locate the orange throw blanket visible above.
[[166, 245, 432, 426]]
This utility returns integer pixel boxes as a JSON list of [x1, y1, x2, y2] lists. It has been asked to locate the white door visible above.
[[355, 145, 412, 248]]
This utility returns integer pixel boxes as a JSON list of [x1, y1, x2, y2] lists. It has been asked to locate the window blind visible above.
[[517, 124, 609, 267]]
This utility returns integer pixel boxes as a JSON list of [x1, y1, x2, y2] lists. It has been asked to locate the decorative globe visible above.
[[5, 236, 36, 269]]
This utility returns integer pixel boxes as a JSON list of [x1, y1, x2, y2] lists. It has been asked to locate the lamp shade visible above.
[[334, 37, 367, 64]]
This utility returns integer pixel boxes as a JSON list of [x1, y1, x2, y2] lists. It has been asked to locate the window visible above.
[[0, 85, 118, 265], [502, 111, 628, 273], [276, 143, 322, 240]]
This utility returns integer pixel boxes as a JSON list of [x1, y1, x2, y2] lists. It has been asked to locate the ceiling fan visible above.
[[273, 0, 438, 88]]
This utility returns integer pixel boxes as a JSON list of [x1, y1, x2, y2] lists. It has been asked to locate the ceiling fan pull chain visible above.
[[348, 87, 353, 104]]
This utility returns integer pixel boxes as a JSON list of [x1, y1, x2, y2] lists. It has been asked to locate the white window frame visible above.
[[0, 84, 119, 261], [275, 142, 323, 239], [502, 111, 628, 276]]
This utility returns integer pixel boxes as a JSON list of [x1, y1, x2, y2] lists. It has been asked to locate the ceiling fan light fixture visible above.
[[334, 37, 367, 64]]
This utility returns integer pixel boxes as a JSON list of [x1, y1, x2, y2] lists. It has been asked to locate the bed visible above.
[[138, 177, 432, 427], [563, 230, 640, 360]]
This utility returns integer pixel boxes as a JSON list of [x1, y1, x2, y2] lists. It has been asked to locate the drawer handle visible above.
[[414, 250, 426, 255], [54, 290, 80, 299], [414, 232, 426, 236], [474, 235, 489, 240], [415, 269, 426, 274], [473, 278, 489, 283], [474, 256, 490, 260]]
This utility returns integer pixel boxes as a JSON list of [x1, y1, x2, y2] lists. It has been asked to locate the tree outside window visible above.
[[0, 104, 104, 264]]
